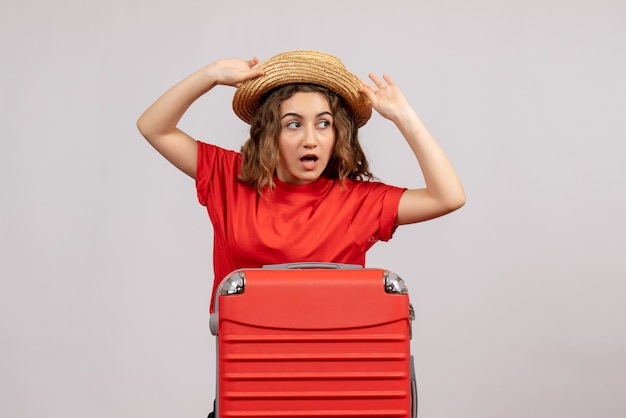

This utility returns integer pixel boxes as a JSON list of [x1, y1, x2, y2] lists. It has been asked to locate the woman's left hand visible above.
[[359, 74, 413, 122]]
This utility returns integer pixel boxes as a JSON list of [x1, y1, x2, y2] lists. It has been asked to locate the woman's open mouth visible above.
[[300, 154, 319, 170]]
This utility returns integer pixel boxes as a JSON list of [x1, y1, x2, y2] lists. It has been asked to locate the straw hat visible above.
[[232, 50, 372, 128]]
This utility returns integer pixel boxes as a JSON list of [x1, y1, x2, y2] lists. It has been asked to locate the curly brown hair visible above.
[[238, 84, 373, 193]]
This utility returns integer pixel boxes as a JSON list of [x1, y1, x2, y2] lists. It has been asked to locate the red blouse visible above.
[[196, 141, 406, 312]]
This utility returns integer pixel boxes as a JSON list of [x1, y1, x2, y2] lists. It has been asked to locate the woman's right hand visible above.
[[207, 57, 265, 88]]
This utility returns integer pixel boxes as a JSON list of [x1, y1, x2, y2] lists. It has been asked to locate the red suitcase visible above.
[[210, 263, 417, 418]]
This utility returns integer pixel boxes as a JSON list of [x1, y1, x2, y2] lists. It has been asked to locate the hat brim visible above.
[[232, 50, 372, 128]]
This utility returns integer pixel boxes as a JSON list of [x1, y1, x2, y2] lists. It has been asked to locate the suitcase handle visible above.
[[263, 262, 363, 270]]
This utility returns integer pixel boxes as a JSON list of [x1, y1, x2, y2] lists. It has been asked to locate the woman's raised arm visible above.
[[360, 73, 466, 225], [136, 57, 265, 179]]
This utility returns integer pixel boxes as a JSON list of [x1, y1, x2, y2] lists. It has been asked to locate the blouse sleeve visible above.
[[350, 182, 406, 251], [195, 141, 242, 207], [196, 141, 216, 206], [378, 185, 406, 241]]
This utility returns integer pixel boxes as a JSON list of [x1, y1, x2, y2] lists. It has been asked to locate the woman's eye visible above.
[[318, 120, 330, 128], [286, 121, 300, 129]]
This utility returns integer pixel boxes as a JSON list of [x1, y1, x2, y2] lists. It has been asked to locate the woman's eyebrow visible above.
[[280, 112, 301, 120], [280, 111, 333, 120]]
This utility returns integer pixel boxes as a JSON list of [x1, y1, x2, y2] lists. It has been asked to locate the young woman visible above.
[[137, 50, 465, 313]]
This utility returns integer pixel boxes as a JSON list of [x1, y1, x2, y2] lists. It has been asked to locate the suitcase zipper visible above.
[[409, 303, 415, 340]]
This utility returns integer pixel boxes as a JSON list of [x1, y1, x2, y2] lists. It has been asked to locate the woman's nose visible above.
[[303, 125, 317, 147]]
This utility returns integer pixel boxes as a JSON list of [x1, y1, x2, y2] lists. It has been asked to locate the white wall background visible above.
[[1, 0, 625, 417]]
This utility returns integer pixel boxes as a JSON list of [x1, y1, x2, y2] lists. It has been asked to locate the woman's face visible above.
[[275, 92, 336, 185]]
